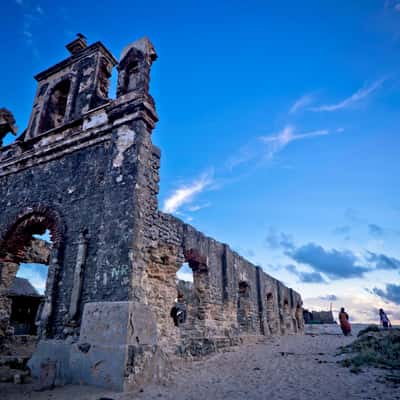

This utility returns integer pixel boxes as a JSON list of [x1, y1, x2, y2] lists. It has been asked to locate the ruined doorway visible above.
[[9, 230, 51, 335], [8, 277, 44, 335], [237, 281, 252, 332], [0, 210, 61, 344]]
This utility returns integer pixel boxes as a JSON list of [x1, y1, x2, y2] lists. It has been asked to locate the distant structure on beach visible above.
[[303, 309, 335, 324]]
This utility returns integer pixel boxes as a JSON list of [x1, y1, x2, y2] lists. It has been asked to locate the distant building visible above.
[[7, 278, 43, 335], [303, 309, 335, 324]]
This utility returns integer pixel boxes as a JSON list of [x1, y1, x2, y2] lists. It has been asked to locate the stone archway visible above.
[[0, 207, 63, 342]]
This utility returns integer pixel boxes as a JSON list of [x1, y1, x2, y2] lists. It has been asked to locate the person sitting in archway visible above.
[[170, 294, 187, 327]]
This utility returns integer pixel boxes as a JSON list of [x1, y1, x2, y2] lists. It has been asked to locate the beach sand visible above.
[[2, 326, 399, 400]]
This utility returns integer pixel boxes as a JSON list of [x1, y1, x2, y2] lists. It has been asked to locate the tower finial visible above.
[[66, 34, 87, 55]]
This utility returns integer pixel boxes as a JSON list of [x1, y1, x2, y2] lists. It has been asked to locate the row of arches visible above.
[[172, 264, 303, 337]]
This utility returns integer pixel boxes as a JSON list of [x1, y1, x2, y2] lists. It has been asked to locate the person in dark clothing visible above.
[[170, 295, 187, 327], [379, 308, 391, 329]]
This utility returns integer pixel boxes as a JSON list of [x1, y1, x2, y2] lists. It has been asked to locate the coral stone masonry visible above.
[[0, 36, 304, 391]]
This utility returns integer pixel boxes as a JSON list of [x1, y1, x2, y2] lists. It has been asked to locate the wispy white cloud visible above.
[[310, 79, 386, 112], [163, 172, 213, 213], [187, 202, 211, 212], [385, 0, 400, 12], [164, 125, 339, 214], [23, 29, 33, 39], [226, 144, 255, 170], [260, 125, 331, 159], [289, 94, 314, 114], [15, 1, 45, 58], [227, 125, 332, 169]]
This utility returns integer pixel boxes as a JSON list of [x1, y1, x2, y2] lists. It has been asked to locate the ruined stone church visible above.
[[0, 36, 304, 391]]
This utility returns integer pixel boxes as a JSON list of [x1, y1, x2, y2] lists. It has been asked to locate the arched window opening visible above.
[[239, 281, 250, 297], [125, 61, 139, 93], [176, 262, 193, 283], [98, 58, 112, 99], [39, 79, 71, 133]]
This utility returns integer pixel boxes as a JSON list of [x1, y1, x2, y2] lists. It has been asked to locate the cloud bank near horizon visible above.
[[266, 228, 400, 285]]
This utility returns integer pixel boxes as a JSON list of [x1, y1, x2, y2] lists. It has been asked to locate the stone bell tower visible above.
[[0, 36, 161, 391], [25, 35, 117, 140]]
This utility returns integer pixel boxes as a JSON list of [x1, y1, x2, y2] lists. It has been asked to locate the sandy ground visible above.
[[2, 328, 400, 400]]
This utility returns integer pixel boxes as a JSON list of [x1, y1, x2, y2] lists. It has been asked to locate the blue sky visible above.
[[2, 0, 400, 323]]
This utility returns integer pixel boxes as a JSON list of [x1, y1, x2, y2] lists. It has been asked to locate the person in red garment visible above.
[[338, 307, 352, 336]]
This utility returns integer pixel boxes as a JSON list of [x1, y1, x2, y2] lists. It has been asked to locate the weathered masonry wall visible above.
[[0, 140, 135, 336], [0, 35, 304, 391], [141, 211, 304, 355]]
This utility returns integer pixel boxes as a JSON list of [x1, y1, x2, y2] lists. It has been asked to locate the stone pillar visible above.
[[0, 259, 19, 342], [68, 233, 88, 321], [37, 249, 60, 338], [255, 267, 266, 335]]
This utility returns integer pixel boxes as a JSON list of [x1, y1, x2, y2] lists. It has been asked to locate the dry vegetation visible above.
[[339, 325, 400, 383]]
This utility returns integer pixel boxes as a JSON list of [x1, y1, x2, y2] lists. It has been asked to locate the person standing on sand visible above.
[[379, 308, 391, 329], [338, 307, 351, 336]]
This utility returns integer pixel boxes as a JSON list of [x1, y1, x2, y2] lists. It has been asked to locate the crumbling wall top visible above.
[[0, 108, 17, 147]]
